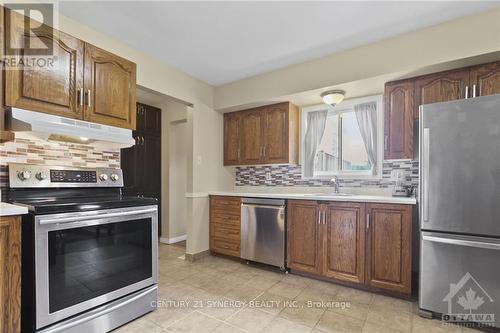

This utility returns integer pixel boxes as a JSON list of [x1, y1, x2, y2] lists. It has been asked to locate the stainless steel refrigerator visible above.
[[419, 94, 500, 328]]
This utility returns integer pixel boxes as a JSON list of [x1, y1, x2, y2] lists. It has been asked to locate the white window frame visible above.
[[300, 94, 384, 180]]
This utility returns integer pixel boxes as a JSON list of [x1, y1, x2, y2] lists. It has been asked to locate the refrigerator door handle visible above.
[[422, 128, 430, 222], [422, 234, 500, 251]]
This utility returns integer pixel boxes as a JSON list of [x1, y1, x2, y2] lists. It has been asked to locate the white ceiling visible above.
[[59, 1, 499, 86]]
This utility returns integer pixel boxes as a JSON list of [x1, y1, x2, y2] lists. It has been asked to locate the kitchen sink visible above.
[[303, 193, 353, 197]]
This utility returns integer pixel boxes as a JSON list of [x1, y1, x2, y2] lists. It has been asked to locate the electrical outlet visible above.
[[265, 172, 272, 180], [390, 170, 403, 180]]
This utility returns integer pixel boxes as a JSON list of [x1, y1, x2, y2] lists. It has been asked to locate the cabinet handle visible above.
[[78, 88, 84, 107], [317, 210, 321, 225], [86, 89, 92, 107], [322, 211, 326, 225], [366, 214, 370, 229], [384, 135, 388, 150], [141, 137, 145, 145], [472, 84, 477, 98], [263, 146, 266, 157], [465, 86, 469, 99]]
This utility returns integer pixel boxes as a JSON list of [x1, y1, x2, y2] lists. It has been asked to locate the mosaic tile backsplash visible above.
[[0, 133, 120, 188], [236, 159, 419, 188]]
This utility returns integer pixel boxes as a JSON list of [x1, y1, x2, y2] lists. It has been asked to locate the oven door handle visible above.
[[39, 208, 157, 225]]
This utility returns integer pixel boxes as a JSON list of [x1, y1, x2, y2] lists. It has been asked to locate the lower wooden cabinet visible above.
[[209, 196, 241, 257], [366, 203, 412, 295], [287, 200, 322, 275], [287, 200, 412, 296], [0, 216, 21, 333]]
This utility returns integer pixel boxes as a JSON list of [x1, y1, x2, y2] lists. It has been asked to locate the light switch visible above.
[[265, 172, 272, 180]]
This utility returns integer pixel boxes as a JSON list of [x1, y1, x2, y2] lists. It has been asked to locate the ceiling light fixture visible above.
[[321, 90, 345, 106]]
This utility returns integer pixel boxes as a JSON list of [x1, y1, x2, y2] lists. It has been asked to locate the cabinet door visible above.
[[366, 204, 412, 295], [0, 216, 21, 333], [240, 110, 264, 164], [263, 103, 289, 164], [384, 81, 414, 159], [84, 44, 137, 129], [470, 61, 500, 97], [287, 200, 322, 275], [141, 104, 162, 134], [4, 9, 84, 119], [323, 202, 365, 284], [223, 112, 241, 166], [414, 69, 469, 117]]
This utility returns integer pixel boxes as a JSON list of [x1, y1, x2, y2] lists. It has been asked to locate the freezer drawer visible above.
[[420, 232, 500, 328], [240, 198, 286, 268]]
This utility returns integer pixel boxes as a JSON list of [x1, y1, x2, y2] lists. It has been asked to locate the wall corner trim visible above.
[[159, 235, 187, 244]]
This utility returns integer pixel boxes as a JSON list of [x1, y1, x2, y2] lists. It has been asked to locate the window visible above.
[[301, 95, 383, 179]]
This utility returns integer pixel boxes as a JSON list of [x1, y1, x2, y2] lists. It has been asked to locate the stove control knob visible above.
[[35, 172, 47, 181], [18, 170, 31, 181], [110, 174, 119, 182], [99, 174, 109, 181]]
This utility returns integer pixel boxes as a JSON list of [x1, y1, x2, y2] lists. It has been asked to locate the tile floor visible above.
[[115, 244, 481, 333]]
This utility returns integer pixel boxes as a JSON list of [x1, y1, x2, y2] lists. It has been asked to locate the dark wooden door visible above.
[[287, 200, 322, 275], [84, 44, 136, 129], [223, 112, 241, 165], [470, 61, 500, 97], [240, 109, 264, 165], [323, 202, 365, 284], [0, 216, 21, 333], [121, 103, 161, 234], [414, 68, 469, 118], [263, 103, 289, 164], [384, 81, 414, 159], [366, 204, 412, 295], [4, 9, 84, 119]]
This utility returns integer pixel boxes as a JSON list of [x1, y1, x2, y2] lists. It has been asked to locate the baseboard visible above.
[[185, 250, 210, 262], [159, 234, 187, 244]]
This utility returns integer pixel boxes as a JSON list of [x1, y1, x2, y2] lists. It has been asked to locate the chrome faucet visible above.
[[331, 176, 340, 194]]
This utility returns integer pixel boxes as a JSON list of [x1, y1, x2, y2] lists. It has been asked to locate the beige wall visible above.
[[214, 8, 500, 111]]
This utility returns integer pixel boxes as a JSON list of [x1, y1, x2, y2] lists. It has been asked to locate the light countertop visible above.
[[209, 191, 417, 205], [0, 202, 29, 217]]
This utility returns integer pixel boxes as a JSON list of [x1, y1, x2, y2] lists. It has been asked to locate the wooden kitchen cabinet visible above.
[[384, 81, 414, 159], [2, 9, 137, 130], [223, 112, 241, 165], [287, 200, 322, 275], [470, 61, 500, 97], [240, 110, 264, 165], [287, 200, 412, 296], [4, 9, 85, 120], [366, 203, 412, 295], [223, 102, 299, 166], [323, 202, 366, 284], [0, 216, 21, 333], [209, 196, 241, 257], [84, 44, 137, 129], [414, 68, 470, 119]]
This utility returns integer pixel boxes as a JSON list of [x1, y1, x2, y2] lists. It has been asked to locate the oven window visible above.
[[48, 218, 152, 313]]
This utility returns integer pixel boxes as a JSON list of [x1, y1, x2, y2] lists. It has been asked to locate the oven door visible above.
[[34, 205, 158, 329]]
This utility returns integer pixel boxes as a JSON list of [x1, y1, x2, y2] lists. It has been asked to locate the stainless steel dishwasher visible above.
[[241, 198, 286, 269]]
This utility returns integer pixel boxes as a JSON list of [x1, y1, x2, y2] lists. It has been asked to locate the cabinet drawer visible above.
[[211, 213, 240, 226], [210, 196, 241, 209], [211, 223, 240, 241], [211, 238, 240, 257]]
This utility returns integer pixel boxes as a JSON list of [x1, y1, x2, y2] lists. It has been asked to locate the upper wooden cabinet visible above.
[[4, 9, 84, 120], [414, 68, 470, 119], [384, 60, 500, 159], [223, 102, 299, 166], [2, 9, 137, 130], [470, 61, 500, 97], [84, 44, 136, 129], [384, 81, 414, 160], [366, 204, 412, 295]]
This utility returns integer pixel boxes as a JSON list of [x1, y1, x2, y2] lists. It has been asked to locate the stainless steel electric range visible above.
[[5, 163, 158, 333]]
